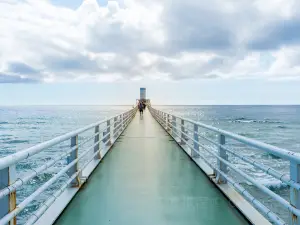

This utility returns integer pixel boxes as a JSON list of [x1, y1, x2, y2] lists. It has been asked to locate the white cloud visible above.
[[0, 0, 300, 83]]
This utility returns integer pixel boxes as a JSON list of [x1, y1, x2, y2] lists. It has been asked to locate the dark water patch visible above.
[[231, 117, 283, 124], [237, 132, 256, 138], [28, 126, 39, 129], [243, 180, 288, 190], [277, 125, 287, 129], [16, 162, 34, 171], [0, 121, 9, 125], [17, 200, 40, 224], [0, 134, 13, 137], [35, 121, 46, 124], [16, 121, 30, 125], [267, 182, 288, 191], [0, 137, 11, 141], [4, 139, 29, 144], [27, 173, 53, 186], [260, 152, 281, 159]]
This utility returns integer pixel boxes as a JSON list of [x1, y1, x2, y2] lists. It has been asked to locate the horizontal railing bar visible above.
[[0, 140, 100, 225], [24, 115, 130, 225], [0, 107, 137, 171], [152, 108, 300, 163], [161, 116, 300, 218], [150, 109, 286, 225], [177, 123, 296, 190], [182, 142, 285, 224], [170, 127, 285, 225], [0, 116, 130, 199], [25, 137, 114, 225], [155, 110, 297, 190]]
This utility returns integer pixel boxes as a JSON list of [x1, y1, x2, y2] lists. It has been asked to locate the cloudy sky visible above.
[[1, 0, 300, 105]]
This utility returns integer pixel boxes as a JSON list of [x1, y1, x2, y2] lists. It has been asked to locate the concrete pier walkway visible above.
[[55, 109, 248, 225]]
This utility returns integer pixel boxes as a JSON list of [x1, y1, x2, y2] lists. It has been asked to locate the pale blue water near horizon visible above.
[[1, 105, 299, 223]]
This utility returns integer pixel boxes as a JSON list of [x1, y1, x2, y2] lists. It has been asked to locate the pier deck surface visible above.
[[55, 110, 248, 225]]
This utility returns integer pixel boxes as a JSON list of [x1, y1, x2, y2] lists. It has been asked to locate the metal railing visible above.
[[149, 106, 300, 225], [0, 106, 137, 225]]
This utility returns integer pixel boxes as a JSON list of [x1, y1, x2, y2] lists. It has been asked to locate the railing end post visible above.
[[0, 165, 17, 225], [290, 161, 300, 225]]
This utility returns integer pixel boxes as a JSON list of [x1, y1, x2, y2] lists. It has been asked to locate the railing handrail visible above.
[[153, 107, 300, 163], [0, 107, 137, 170]]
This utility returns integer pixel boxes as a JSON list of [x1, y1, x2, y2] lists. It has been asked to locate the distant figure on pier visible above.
[[138, 101, 144, 115]]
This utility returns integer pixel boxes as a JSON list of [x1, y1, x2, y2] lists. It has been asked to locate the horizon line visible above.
[[1, 104, 300, 106]]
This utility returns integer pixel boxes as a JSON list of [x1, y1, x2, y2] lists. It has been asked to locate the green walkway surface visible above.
[[55, 110, 248, 225]]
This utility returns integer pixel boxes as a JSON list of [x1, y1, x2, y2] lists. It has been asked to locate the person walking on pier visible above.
[[138, 101, 144, 115]]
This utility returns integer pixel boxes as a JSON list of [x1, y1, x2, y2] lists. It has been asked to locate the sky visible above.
[[1, 0, 300, 105]]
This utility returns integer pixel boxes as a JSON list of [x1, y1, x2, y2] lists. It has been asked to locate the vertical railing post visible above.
[[192, 124, 199, 157], [94, 125, 101, 159], [158, 110, 160, 123], [164, 113, 167, 129], [217, 134, 228, 184], [172, 115, 176, 137], [103, 119, 111, 146], [290, 161, 300, 225], [167, 114, 171, 132], [114, 116, 118, 138], [0, 166, 16, 225], [181, 119, 185, 145], [124, 113, 128, 126], [68, 135, 80, 187], [107, 119, 111, 146], [122, 113, 125, 130]]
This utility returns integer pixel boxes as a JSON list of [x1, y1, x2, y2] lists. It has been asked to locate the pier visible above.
[[54, 109, 247, 225], [0, 99, 299, 225]]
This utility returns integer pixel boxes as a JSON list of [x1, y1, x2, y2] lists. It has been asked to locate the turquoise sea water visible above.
[[1, 105, 299, 223]]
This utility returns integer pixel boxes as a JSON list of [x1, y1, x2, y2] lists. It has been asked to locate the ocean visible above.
[[1, 105, 298, 223]]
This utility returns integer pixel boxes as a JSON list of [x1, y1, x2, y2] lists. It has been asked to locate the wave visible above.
[[36, 121, 46, 124], [4, 140, 29, 144], [277, 125, 287, 129], [245, 179, 288, 190], [237, 132, 256, 138], [0, 121, 9, 125], [260, 152, 281, 159], [259, 180, 288, 190], [231, 117, 283, 124]]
